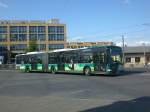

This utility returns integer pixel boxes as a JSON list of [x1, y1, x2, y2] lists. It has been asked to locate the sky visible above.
[[0, 0, 150, 46]]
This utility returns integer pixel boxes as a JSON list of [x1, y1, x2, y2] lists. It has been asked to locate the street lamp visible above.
[[142, 43, 146, 66]]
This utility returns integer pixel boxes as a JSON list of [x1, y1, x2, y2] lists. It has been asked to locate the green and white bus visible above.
[[16, 46, 124, 75]]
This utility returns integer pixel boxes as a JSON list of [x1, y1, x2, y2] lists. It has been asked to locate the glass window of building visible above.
[[0, 45, 7, 51], [0, 34, 7, 41], [38, 26, 45, 33], [49, 44, 64, 50], [10, 34, 18, 41], [18, 34, 27, 41], [39, 44, 46, 50], [48, 26, 56, 33], [56, 26, 64, 33], [57, 34, 64, 41], [29, 34, 37, 41], [10, 26, 18, 33], [17, 44, 27, 50], [48, 34, 56, 41], [19, 26, 27, 33], [10, 44, 27, 50], [0, 26, 7, 33], [29, 26, 37, 33], [38, 34, 45, 41], [135, 57, 140, 63], [10, 45, 16, 50], [126, 57, 131, 63]]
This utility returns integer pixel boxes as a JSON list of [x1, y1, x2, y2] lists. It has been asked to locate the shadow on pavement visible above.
[[80, 96, 150, 112], [16, 67, 149, 77]]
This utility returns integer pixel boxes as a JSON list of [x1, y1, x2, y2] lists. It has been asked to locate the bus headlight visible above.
[[107, 69, 112, 72]]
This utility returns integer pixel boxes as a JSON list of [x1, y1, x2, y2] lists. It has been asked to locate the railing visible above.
[[0, 64, 15, 70]]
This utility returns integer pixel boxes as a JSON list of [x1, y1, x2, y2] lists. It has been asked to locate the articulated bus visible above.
[[16, 46, 124, 75]]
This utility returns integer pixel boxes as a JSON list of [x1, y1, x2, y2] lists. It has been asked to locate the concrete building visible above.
[[67, 42, 114, 48], [124, 46, 150, 67], [0, 19, 67, 63]]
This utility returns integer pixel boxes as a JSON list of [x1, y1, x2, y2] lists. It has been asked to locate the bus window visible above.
[[111, 49, 122, 63], [93, 52, 105, 63]]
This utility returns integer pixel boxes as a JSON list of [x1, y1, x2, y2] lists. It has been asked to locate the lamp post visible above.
[[142, 43, 146, 66], [122, 35, 125, 64]]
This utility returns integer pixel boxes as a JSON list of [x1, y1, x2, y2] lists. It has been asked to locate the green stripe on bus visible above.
[[64, 63, 94, 72], [37, 64, 43, 70], [48, 64, 58, 71]]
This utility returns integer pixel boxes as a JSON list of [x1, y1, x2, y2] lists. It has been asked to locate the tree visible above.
[[25, 41, 38, 52]]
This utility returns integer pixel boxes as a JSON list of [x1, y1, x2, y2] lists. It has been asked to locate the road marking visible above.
[[0, 70, 15, 72]]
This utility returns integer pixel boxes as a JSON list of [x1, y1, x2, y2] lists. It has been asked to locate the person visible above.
[[89, 56, 93, 63], [68, 59, 74, 70]]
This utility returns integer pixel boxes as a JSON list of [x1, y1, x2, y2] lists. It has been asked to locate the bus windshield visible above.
[[111, 48, 122, 64]]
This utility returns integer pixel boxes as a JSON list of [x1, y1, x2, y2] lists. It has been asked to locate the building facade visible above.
[[67, 42, 114, 48], [124, 46, 150, 67], [0, 19, 67, 63]]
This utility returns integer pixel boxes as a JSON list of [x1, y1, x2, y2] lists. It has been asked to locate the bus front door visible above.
[[93, 52, 105, 72], [58, 54, 65, 71]]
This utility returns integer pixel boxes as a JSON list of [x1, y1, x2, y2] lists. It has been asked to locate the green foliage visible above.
[[25, 41, 38, 52]]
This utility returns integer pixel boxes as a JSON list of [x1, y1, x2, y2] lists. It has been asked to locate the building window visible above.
[[29, 26, 37, 33], [17, 44, 27, 50], [0, 34, 7, 41], [18, 34, 27, 41], [10, 44, 27, 50], [57, 34, 64, 41], [10, 26, 18, 33], [10, 34, 18, 41], [19, 26, 27, 33], [48, 34, 56, 41], [38, 26, 45, 33], [49, 44, 64, 50], [38, 34, 45, 41], [0, 26, 7, 33], [135, 57, 140, 63], [29, 34, 37, 41], [48, 26, 56, 33], [56, 26, 64, 33], [0, 45, 7, 51], [38, 44, 46, 50], [147, 57, 150, 62], [126, 57, 131, 63]]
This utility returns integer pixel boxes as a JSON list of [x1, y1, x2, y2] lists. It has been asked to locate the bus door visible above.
[[58, 53, 65, 71], [30, 54, 41, 70], [31, 56, 37, 70], [93, 52, 105, 72]]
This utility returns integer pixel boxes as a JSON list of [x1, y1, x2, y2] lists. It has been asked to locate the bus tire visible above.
[[83, 67, 91, 76], [25, 67, 30, 73], [51, 66, 56, 74]]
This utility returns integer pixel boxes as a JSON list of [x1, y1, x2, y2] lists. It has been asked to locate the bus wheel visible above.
[[51, 67, 56, 74], [25, 67, 30, 73], [84, 67, 91, 76]]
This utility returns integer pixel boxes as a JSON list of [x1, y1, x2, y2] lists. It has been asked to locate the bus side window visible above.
[[21, 61, 24, 64], [89, 56, 93, 63]]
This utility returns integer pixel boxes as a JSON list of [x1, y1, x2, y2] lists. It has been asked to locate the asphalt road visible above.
[[0, 70, 150, 112]]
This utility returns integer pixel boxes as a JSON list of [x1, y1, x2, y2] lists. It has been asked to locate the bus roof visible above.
[[48, 46, 121, 53], [16, 53, 26, 57], [49, 48, 75, 53], [26, 51, 45, 54]]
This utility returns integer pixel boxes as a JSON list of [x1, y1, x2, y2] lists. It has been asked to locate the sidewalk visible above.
[[0, 64, 15, 70]]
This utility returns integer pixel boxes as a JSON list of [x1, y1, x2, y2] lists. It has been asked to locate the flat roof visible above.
[[0, 19, 62, 24], [124, 46, 150, 53]]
